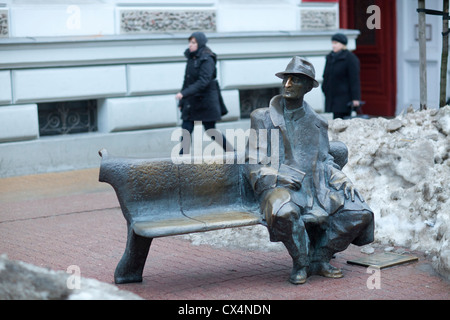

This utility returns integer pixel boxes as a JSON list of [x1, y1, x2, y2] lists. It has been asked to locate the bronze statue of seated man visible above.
[[246, 56, 374, 284]]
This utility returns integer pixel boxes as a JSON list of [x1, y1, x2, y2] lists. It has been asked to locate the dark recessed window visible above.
[[239, 87, 280, 119], [38, 100, 97, 136]]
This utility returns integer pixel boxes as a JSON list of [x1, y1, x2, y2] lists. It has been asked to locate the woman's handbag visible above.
[[215, 80, 228, 116]]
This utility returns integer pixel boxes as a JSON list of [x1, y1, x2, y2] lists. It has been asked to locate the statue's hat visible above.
[[275, 56, 319, 88]]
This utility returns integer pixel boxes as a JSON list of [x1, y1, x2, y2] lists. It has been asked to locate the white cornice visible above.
[[0, 30, 359, 69]]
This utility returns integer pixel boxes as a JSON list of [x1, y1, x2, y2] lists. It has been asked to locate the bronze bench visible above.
[[98, 142, 347, 284], [98, 150, 261, 284]]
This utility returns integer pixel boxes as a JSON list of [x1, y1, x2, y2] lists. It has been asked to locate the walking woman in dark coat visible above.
[[176, 32, 230, 154], [322, 33, 361, 119]]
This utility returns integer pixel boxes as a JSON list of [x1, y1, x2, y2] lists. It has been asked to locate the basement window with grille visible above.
[[38, 100, 98, 136]]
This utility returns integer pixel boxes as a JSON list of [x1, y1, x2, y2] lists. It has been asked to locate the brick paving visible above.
[[0, 169, 449, 300]]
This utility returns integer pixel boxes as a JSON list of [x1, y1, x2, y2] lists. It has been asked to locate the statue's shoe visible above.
[[289, 267, 308, 285], [315, 262, 343, 278]]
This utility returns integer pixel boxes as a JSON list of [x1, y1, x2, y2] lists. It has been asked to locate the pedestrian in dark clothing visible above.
[[176, 32, 231, 154], [322, 33, 361, 119]]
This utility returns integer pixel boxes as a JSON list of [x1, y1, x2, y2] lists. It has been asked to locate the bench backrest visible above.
[[99, 140, 347, 225], [98, 150, 259, 224]]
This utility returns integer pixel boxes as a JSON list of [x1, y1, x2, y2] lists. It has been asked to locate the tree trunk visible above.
[[419, 0, 428, 110], [440, 0, 449, 107]]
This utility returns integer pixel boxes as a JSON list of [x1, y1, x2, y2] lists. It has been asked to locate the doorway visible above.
[[339, 0, 397, 116]]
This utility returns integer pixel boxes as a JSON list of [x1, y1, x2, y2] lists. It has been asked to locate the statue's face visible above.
[[282, 75, 311, 100]]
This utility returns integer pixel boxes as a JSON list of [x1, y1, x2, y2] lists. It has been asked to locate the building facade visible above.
[[0, 0, 446, 177], [339, 0, 449, 116]]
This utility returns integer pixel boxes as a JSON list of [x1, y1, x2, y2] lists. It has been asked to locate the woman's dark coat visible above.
[[180, 33, 221, 122], [322, 50, 361, 114]]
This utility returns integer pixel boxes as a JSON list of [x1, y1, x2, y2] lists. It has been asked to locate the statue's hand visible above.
[[342, 180, 364, 202], [276, 164, 305, 191], [329, 168, 364, 202], [250, 166, 278, 195], [277, 174, 302, 191]]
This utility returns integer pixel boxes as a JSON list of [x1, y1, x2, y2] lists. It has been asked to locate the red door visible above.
[[340, 0, 397, 116]]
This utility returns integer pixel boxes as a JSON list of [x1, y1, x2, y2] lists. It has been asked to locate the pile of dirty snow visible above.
[[328, 106, 449, 280], [184, 106, 450, 280], [0, 255, 142, 300]]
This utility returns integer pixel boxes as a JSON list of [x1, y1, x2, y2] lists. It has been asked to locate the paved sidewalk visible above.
[[0, 169, 448, 300]]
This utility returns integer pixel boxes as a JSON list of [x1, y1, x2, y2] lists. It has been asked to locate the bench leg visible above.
[[114, 226, 153, 284]]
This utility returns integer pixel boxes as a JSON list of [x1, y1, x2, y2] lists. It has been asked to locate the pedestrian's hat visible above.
[[331, 33, 348, 45], [189, 31, 208, 49], [275, 56, 319, 88]]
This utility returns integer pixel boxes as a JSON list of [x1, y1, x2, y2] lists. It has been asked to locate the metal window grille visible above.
[[38, 100, 97, 136]]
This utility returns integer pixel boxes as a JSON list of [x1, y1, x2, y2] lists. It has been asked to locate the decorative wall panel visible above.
[[120, 10, 216, 33], [0, 9, 8, 38], [301, 10, 337, 30]]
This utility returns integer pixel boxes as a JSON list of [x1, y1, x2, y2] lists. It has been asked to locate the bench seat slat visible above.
[[132, 211, 260, 238], [132, 217, 205, 238]]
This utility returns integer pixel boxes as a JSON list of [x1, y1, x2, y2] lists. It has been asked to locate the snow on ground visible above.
[[184, 106, 450, 280]]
